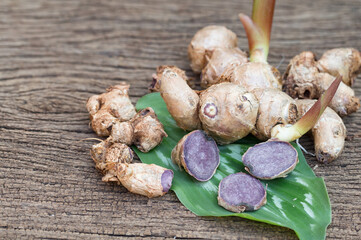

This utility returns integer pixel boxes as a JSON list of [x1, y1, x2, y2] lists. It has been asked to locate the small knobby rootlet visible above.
[[134, 93, 331, 240]]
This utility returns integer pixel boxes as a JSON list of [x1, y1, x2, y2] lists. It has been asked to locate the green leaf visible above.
[[134, 92, 331, 240]]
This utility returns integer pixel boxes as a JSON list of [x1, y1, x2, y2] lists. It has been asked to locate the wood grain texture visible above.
[[0, 0, 360, 239]]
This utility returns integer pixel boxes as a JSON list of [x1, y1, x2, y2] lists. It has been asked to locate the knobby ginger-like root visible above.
[[296, 99, 346, 163], [90, 136, 173, 198], [242, 141, 298, 179], [91, 139, 133, 183], [115, 163, 174, 198], [214, 55, 295, 141], [199, 82, 259, 144], [188, 25, 238, 73], [131, 107, 168, 152], [171, 130, 219, 181], [109, 107, 167, 152], [201, 47, 248, 88], [283, 51, 360, 116], [282, 51, 320, 99], [91, 139, 173, 197], [317, 48, 361, 86], [222, 62, 282, 92], [86, 83, 136, 136], [251, 88, 298, 140], [151, 65, 201, 131], [218, 173, 266, 213]]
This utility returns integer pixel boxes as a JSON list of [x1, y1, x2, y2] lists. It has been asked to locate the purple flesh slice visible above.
[[242, 141, 298, 180], [161, 169, 174, 192], [218, 173, 267, 212], [183, 130, 220, 181]]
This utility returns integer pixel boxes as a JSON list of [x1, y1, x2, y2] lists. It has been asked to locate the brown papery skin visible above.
[[215, 58, 293, 141], [151, 65, 189, 91], [222, 62, 282, 92], [91, 140, 133, 184], [199, 83, 259, 144], [152, 66, 201, 131], [283, 51, 360, 116], [317, 73, 360, 117], [171, 132, 191, 173], [201, 47, 248, 88], [252, 88, 298, 140], [109, 107, 167, 152], [110, 121, 134, 146], [86, 83, 136, 136], [131, 107, 168, 152], [115, 163, 171, 198], [172, 134, 185, 165], [317, 48, 361, 86], [296, 99, 346, 163], [283, 52, 320, 99], [188, 25, 238, 73]]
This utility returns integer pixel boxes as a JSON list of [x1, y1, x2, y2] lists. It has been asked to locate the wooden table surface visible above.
[[1, 0, 360, 239]]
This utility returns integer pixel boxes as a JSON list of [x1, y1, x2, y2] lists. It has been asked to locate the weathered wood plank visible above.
[[0, 0, 360, 239]]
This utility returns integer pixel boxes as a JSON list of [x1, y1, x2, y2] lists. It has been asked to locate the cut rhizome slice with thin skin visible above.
[[171, 130, 220, 181], [218, 172, 267, 213], [242, 140, 298, 180]]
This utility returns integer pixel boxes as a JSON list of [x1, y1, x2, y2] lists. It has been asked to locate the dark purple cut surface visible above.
[[242, 141, 298, 179], [219, 173, 266, 211], [183, 130, 220, 181], [161, 170, 174, 192]]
